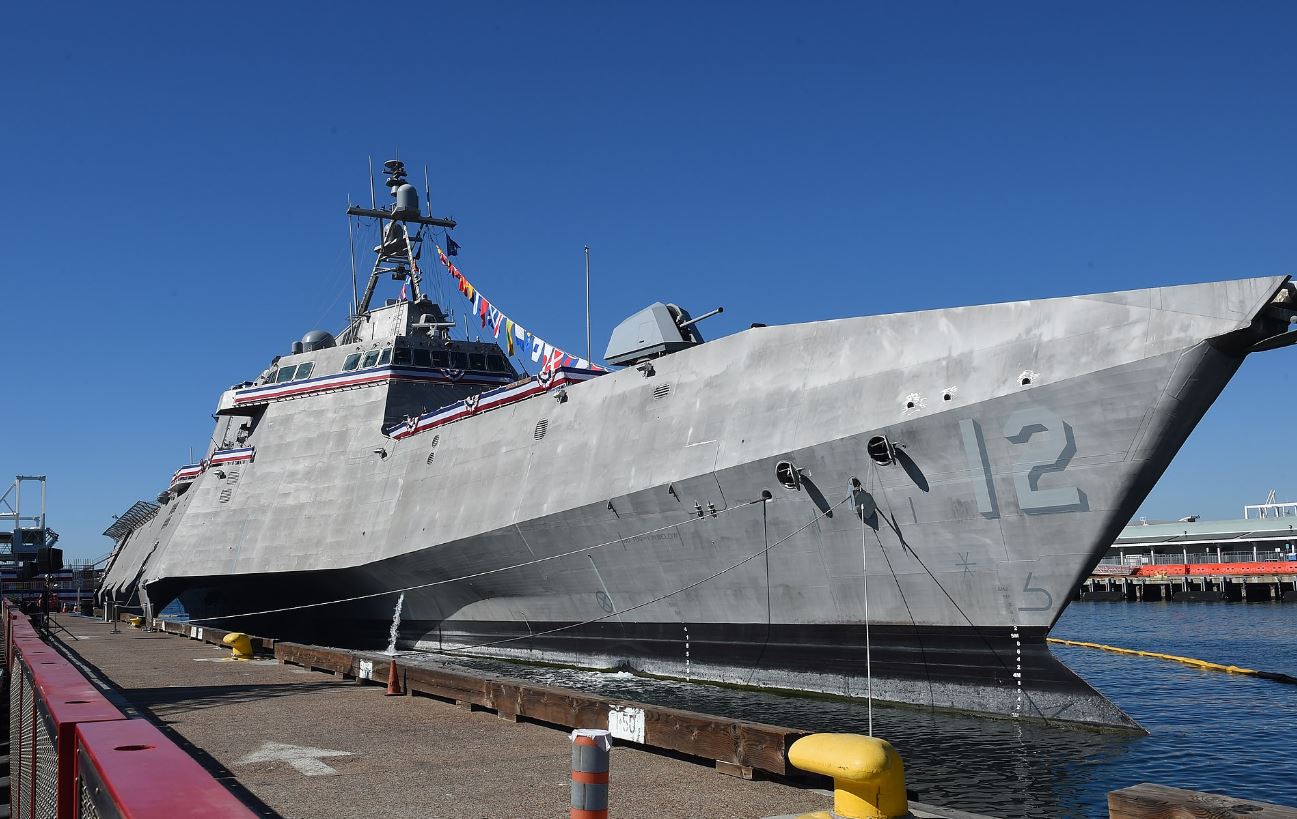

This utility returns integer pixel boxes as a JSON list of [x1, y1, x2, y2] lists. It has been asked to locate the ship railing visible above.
[[2, 600, 257, 819]]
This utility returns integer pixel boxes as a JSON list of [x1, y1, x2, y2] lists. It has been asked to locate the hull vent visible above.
[[219, 488, 233, 504], [534, 419, 549, 440], [426, 450, 436, 465], [430, 434, 440, 448], [652, 383, 672, 400]]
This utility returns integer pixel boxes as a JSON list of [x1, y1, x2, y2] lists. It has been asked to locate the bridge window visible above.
[[487, 354, 509, 372], [469, 353, 487, 371], [413, 349, 432, 367], [361, 350, 381, 368], [378, 348, 392, 366], [293, 362, 314, 380], [431, 350, 449, 367], [275, 367, 296, 384], [450, 352, 469, 369], [342, 352, 361, 372], [394, 347, 412, 366]]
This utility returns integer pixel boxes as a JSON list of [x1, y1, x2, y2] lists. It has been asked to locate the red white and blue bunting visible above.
[[169, 447, 256, 489], [434, 244, 608, 374], [385, 366, 605, 440], [170, 464, 205, 487], [208, 447, 256, 467], [232, 365, 511, 407]]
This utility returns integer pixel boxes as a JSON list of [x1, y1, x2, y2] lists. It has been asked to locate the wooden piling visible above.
[[269, 642, 806, 776], [1109, 783, 1297, 818]]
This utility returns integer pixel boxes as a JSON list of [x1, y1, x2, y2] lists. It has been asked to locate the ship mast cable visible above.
[[181, 498, 761, 625], [858, 469, 937, 709], [443, 495, 853, 656], [347, 211, 359, 319], [740, 499, 774, 688], [859, 488, 873, 737], [867, 492, 1058, 726]]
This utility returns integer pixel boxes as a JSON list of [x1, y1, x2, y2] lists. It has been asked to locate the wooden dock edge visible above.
[[1109, 783, 1297, 818], [150, 616, 277, 654], [267, 641, 805, 777]]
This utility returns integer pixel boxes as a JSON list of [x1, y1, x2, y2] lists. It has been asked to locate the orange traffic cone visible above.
[[385, 659, 403, 696]]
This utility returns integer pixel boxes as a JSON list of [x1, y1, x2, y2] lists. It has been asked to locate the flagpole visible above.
[[584, 245, 591, 363]]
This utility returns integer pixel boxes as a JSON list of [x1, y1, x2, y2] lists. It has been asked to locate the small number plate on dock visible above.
[[608, 706, 645, 744]]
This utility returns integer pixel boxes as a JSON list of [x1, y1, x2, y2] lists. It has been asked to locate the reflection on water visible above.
[[429, 603, 1297, 819]]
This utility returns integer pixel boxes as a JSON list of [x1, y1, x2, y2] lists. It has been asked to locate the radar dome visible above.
[[300, 330, 336, 352]]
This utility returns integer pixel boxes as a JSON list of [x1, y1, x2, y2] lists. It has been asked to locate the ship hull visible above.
[[106, 275, 1293, 731]]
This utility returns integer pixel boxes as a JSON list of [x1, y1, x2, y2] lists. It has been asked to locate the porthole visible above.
[[1021, 377, 1031, 386], [534, 419, 549, 440], [867, 435, 895, 466], [775, 460, 800, 490]]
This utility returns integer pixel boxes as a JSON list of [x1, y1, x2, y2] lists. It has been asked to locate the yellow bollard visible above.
[[787, 733, 908, 819], [222, 632, 254, 659]]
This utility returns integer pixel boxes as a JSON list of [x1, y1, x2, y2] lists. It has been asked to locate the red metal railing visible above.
[[2, 601, 256, 818], [1130, 561, 1296, 577]]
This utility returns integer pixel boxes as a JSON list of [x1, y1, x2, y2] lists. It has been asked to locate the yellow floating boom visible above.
[[1046, 638, 1297, 684]]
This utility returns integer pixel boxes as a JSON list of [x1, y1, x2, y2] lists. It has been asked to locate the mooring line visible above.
[[183, 496, 761, 624], [444, 495, 852, 655], [1046, 637, 1297, 685]]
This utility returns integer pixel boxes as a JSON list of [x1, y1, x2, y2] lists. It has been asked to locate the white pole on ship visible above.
[[584, 245, 591, 363]]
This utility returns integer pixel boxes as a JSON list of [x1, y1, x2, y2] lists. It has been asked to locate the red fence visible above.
[[1129, 561, 1297, 578], [3, 601, 256, 818]]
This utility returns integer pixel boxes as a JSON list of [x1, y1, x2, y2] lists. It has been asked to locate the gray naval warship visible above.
[[99, 160, 1297, 730]]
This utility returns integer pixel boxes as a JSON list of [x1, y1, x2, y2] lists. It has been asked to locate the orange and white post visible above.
[[569, 728, 612, 819]]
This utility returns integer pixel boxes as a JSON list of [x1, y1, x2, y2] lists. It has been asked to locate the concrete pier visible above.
[[46, 614, 981, 818]]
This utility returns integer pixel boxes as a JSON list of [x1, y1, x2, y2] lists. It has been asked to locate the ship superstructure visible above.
[[99, 160, 1297, 730]]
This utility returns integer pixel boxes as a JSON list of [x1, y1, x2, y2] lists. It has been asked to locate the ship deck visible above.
[[46, 613, 989, 819]]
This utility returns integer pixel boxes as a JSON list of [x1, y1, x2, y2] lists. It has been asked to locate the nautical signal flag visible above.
[[446, 236, 460, 256], [432, 242, 609, 372]]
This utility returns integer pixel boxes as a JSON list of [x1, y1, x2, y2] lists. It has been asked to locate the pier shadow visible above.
[[44, 634, 287, 818], [126, 681, 346, 715]]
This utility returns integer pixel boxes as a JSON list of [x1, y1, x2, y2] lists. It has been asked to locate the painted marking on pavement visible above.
[[235, 741, 353, 776]]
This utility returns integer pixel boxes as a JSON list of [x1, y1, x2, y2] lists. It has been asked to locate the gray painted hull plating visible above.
[[103, 275, 1293, 730]]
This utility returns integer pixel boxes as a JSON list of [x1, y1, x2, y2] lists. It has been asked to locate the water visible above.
[[381, 591, 402, 656], [385, 593, 404, 656], [429, 603, 1296, 818], [158, 599, 189, 621]]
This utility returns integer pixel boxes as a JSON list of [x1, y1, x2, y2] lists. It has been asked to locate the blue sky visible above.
[[2, 2, 1294, 560]]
